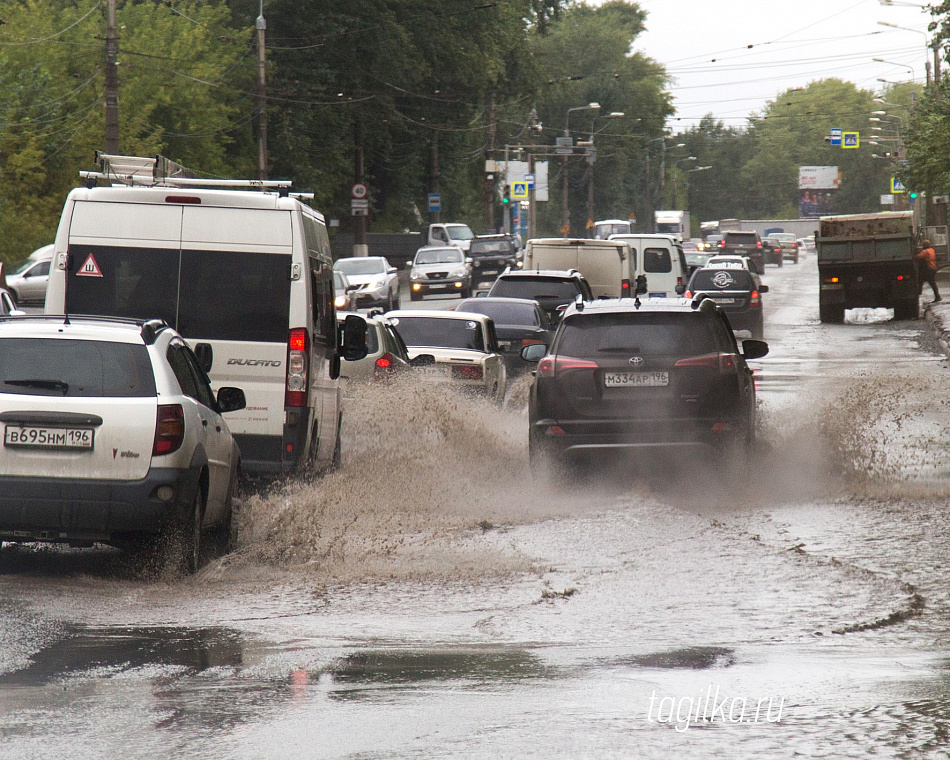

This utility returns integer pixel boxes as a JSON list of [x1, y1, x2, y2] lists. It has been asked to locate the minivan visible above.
[[45, 154, 367, 474], [524, 236, 688, 299]]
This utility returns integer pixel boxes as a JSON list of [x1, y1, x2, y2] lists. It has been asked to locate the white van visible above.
[[607, 234, 689, 298], [45, 154, 367, 474], [524, 237, 688, 300]]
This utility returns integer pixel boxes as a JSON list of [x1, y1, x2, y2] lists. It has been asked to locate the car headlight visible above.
[[335, 295, 347, 309], [410, 270, 421, 279], [452, 268, 468, 278]]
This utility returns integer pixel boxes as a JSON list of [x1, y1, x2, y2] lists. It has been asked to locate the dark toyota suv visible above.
[[523, 298, 769, 468], [487, 270, 593, 324]]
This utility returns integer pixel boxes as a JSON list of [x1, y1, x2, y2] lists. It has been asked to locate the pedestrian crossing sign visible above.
[[511, 182, 528, 199], [842, 131, 859, 149]]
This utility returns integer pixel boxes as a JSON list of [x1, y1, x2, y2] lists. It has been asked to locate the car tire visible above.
[[217, 467, 240, 555], [331, 414, 343, 470], [461, 286, 472, 299], [389, 291, 400, 310], [819, 303, 845, 324], [894, 298, 920, 320], [172, 484, 204, 575]]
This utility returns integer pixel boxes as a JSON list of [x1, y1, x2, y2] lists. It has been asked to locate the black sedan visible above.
[[456, 297, 554, 374]]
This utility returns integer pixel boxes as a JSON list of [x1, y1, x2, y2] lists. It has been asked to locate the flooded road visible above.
[[5, 257, 950, 758]]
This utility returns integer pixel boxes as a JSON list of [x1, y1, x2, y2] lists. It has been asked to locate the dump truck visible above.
[[817, 211, 919, 323]]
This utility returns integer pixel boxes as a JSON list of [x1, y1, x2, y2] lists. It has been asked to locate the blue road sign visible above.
[[427, 193, 441, 212], [842, 131, 859, 149], [511, 182, 528, 199], [526, 173, 535, 190], [830, 128, 842, 146], [891, 177, 906, 193]]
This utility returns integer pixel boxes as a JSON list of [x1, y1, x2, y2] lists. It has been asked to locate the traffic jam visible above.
[[3, 1, 950, 757]]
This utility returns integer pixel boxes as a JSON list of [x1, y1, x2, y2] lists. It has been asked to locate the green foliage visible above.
[[675, 79, 893, 221], [0, 0, 252, 263]]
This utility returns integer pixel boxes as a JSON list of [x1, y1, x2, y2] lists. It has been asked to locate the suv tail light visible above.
[[286, 328, 310, 407], [375, 352, 396, 380], [153, 404, 184, 455], [675, 353, 737, 374], [451, 365, 484, 380], [537, 355, 599, 378], [756, 241, 762, 248]]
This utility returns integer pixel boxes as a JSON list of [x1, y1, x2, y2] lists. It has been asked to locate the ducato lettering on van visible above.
[[227, 358, 283, 367]]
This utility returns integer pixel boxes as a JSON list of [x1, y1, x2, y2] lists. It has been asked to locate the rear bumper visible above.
[[0, 467, 200, 542], [531, 417, 745, 458]]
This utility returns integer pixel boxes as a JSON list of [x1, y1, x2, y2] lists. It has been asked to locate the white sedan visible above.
[[384, 310, 507, 402]]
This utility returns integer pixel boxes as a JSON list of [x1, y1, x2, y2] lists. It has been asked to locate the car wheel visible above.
[[389, 291, 399, 310], [179, 485, 204, 575], [217, 467, 240, 555], [819, 303, 845, 324], [331, 414, 343, 470]]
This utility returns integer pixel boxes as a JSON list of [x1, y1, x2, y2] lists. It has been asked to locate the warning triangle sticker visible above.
[[77, 253, 103, 278]]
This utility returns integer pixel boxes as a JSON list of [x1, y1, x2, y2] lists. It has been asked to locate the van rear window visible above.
[[64, 245, 291, 343], [178, 250, 291, 343]]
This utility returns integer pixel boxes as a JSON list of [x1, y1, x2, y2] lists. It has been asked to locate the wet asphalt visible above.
[[5, 256, 950, 757]]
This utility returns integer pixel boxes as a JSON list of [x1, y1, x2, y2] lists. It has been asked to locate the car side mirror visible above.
[[345, 284, 359, 293], [635, 274, 648, 295], [388, 267, 397, 274], [465, 257, 473, 265], [742, 339, 769, 360], [341, 313, 368, 361], [216, 386, 246, 413], [194, 342, 213, 373], [475, 291, 488, 298], [405, 260, 413, 269], [760, 284, 769, 293], [410, 354, 436, 368], [521, 343, 548, 362]]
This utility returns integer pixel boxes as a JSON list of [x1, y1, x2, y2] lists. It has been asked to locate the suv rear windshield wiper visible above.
[[4, 379, 70, 394]]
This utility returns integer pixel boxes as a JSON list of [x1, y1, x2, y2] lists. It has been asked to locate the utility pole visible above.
[[561, 153, 569, 237], [256, 1, 268, 180], [644, 151, 652, 233], [354, 119, 367, 256], [431, 131, 441, 224], [486, 93, 496, 232], [104, 0, 119, 154]]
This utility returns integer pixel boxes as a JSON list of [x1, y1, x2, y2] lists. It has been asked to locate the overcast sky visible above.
[[623, 0, 934, 127]]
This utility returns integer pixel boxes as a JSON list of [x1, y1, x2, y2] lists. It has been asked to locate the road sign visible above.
[[891, 177, 906, 193], [427, 193, 441, 212], [351, 182, 368, 199], [555, 136, 573, 155], [511, 182, 528, 199], [842, 131, 859, 149], [830, 128, 842, 146], [526, 173, 535, 190], [881, 194, 895, 206], [351, 198, 368, 216]]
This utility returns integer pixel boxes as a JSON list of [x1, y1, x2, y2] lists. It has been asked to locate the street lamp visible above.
[[583, 111, 625, 235], [877, 21, 933, 84], [684, 165, 712, 216], [673, 156, 697, 208], [872, 57, 916, 80], [561, 102, 600, 236]]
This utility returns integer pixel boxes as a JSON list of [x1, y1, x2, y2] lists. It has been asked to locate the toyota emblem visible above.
[[629, 356, 644, 367]]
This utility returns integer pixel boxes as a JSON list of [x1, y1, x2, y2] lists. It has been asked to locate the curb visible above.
[[923, 302, 950, 358]]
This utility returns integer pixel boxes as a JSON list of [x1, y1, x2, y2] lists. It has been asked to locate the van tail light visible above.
[[675, 353, 736, 374], [621, 279, 631, 297], [286, 327, 310, 407], [153, 404, 184, 455], [537, 355, 599, 378], [451, 365, 484, 380], [375, 352, 396, 380], [749, 290, 761, 306], [756, 241, 762, 248]]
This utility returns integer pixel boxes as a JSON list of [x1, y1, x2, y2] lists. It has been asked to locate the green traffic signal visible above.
[[502, 185, 511, 204], [909, 191, 918, 199]]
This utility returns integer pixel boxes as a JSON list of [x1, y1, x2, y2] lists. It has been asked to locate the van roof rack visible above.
[[80, 152, 293, 190]]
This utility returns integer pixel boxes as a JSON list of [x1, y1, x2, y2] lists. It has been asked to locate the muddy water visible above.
[[4, 261, 950, 757]]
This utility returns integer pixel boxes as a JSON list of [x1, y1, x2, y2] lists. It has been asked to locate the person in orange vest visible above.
[[915, 239, 941, 303]]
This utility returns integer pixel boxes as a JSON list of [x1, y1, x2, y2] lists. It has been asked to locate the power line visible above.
[[0, 1, 102, 46]]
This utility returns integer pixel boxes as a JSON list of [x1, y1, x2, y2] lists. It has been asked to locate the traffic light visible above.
[[502, 185, 511, 205], [910, 190, 918, 205]]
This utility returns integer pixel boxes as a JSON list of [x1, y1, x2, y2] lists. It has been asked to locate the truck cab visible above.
[[426, 223, 475, 252]]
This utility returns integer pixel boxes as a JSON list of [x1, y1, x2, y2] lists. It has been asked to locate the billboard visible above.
[[798, 166, 840, 190]]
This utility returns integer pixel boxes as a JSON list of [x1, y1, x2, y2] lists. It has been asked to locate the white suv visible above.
[[0, 315, 246, 573]]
